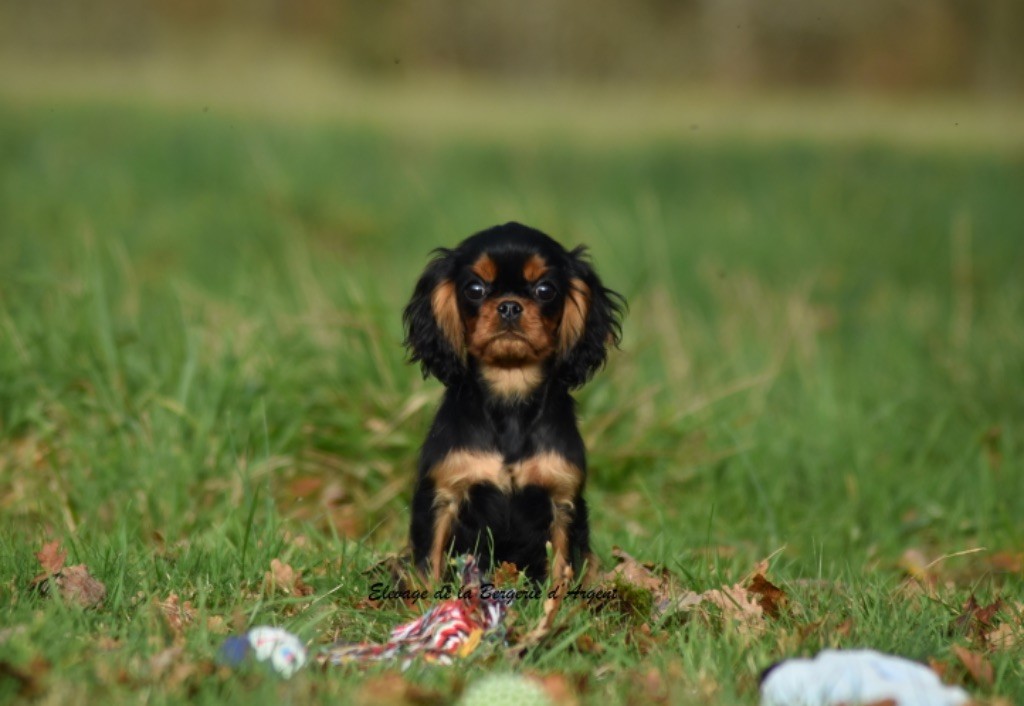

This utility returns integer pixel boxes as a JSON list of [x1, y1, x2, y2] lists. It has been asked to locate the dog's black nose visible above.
[[497, 300, 523, 323]]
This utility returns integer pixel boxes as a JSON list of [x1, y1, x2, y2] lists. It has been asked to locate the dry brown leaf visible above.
[[702, 583, 766, 637], [987, 622, 1019, 651], [952, 645, 994, 686], [627, 667, 669, 705], [605, 548, 663, 594], [287, 476, 324, 498], [148, 646, 183, 681], [31, 541, 106, 609], [747, 573, 787, 618], [0, 658, 50, 699], [602, 547, 701, 619], [989, 551, 1023, 574], [205, 615, 229, 635], [928, 656, 952, 681], [951, 595, 1005, 645], [575, 633, 604, 655], [835, 617, 855, 638], [36, 541, 66, 575], [164, 660, 214, 690], [355, 674, 409, 706], [96, 636, 122, 651], [354, 674, 447, 706], [528, 672, 580, 706], [492, 561, 521, 588], [625, 622, 669, 656], [52, 565, 107, 608], [264, 558, 313, 597], [899, 548, 934, 584], [157, 594, 196, 636]]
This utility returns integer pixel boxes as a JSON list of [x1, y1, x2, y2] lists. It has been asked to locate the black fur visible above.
[[403, 222, 624, 581]]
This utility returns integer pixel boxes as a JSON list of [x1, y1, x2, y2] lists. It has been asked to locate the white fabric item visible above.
[[247, 626, 308, 679], [760, 649, 970, 706]]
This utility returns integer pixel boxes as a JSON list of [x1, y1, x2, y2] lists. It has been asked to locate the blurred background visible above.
[[2, 1, 1022, 150], [1, 1, 1022, 572], [3, 0, 1024, 91]]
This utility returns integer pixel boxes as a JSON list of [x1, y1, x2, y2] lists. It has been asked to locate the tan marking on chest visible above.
[[480, 363, 544, 400], [430, 450, 510, 506], [430, 450, 582, 504], [426, 450, 583, 581], [508, 452, 583, 504]]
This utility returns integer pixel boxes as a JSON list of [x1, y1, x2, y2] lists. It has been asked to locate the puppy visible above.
[[403, 222, 624, 583]]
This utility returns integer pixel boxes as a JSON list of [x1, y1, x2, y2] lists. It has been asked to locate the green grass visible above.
[[1, 96, 1022, 704]]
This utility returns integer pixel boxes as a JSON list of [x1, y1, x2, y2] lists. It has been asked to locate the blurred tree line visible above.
[[3, 0, 1023, 93]]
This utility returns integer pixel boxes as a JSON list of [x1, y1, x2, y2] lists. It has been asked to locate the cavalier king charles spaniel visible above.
[[403, 222, 624, 582]]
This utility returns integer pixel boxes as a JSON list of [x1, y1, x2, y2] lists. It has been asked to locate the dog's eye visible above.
[[464, 281, 487, 302], [534, 281, 557, 302]]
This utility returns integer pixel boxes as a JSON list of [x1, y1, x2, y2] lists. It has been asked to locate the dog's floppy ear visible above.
[[403, 248, 466, 385], [557, 246, 625, 389]]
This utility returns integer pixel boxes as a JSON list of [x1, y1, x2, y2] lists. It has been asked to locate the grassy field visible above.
[[0, 81, 1022, 704]]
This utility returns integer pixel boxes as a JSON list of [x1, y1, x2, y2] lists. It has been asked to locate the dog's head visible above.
[[403, 222, 624, 398]]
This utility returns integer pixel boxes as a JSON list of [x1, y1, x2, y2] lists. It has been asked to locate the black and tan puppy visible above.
[[403, 222, 624, 582]]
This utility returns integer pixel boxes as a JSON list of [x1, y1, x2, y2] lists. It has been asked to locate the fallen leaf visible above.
[[157, 594, 195, 636], [528, 673, 580, 706], [355, 675, 409, 706], [148, 646, 183, 681], [989, 551, 1023, 574], [747, 573, 787, 618], [36, 541, 66, 575], [987, 622, 1019, 651], [600, 547, 701, 620], [702, 583, 766, 637], [899, 548, 934, 584], [0, 657, 49, 698], [44, 565, 107, 608], [354, 673, 447, 706], [625, 622, 669, 656], [31, 541, 106, 609], [927, 657, 951, 682], [575, 633, 604, 655], [952, 645, 994, 686], [492, 562, 521, 588], [96, 636, 122, 651], [287, 476, 324, 498], [951, 595, 1004, 645], [605, 548, 664, 594], [628, 667, 668, 705], [264, 559, 313, 597], [205, 615, 229, 635]]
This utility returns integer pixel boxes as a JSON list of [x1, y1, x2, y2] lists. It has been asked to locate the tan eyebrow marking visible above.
[[472, 253, 498, 282], [523, 254, 548, 282]]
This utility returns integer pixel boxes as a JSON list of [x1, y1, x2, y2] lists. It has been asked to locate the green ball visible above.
[[458, 674, 554, 706]]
